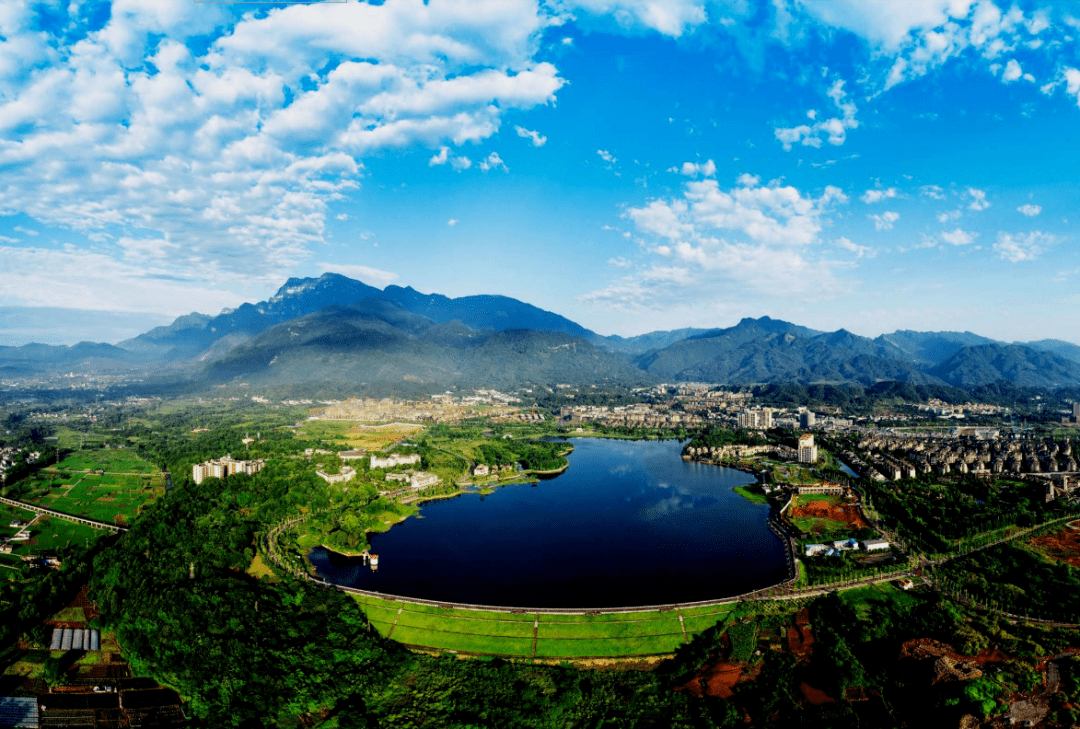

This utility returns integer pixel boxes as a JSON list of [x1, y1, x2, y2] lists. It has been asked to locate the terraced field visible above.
[[351, 594, 737, 658]]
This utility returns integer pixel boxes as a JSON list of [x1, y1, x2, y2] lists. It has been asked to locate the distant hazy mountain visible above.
[[203, 298, 651, 391], [0, 341, 151, 374], [118, 273, 382, 358], [598, 328, 716, 355], [1019, 338, 1080, 364], [633, 317, 931, 386], [10, 272, 1080, 392], [928, 344, 1080, 388], [874, 330, 998, 367]]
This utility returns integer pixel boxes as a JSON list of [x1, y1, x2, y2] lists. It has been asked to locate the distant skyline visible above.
[[1, 0, 1078, 347]]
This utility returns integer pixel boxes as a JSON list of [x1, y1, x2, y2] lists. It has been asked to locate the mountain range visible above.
[[3, 272, 1079, 393]]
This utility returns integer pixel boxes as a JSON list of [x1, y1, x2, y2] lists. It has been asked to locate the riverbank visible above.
[[734, 485, 769, 505]]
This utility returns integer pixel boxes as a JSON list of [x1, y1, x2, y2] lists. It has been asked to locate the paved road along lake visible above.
[[309, 438, 789, 608]]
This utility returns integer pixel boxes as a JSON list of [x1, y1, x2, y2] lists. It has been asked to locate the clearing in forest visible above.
[[1027, 522, 1080, 569], [789, 494, 868, 534]]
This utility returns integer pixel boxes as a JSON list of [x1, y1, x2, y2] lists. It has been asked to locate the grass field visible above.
[[298, 420, 424, 452], [54, 449, 157, 474], [837, 581, 921, 619], [351, 594, 736, 658], [15, 449, 164, 525]]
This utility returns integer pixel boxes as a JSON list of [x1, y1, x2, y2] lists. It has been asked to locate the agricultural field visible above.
[[11, 449, 164, 526], [787, 494, 868, 535], [350, 594, 737, 658], [298, 420, 423, 452]]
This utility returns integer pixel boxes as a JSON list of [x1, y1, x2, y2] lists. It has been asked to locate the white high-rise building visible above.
[[798, 434, 818, 464], [737, 409, 773, 429]]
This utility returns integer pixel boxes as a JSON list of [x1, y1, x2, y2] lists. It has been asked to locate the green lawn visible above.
[[351, 594, 739, 658]]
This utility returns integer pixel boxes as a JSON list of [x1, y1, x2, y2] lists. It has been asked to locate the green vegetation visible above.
[[733, 485, 768, 504], [936, 538, 1080, 622]]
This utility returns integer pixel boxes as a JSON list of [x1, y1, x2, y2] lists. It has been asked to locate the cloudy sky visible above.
[[0, 0, 1078, 346]]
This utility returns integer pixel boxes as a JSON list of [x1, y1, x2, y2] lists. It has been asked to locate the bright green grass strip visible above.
[[539, 610, 671, 623], [366, 619, 395, 638], [346, 595, 536, 621], [396, 612, 535, 638], [677, 603, 738, 618], [682, 615, 730, 635], [389, 626, 534, 655], [360, 605, 402, 625], [537, 619, 682, 640], [534, 634, 684, 658]]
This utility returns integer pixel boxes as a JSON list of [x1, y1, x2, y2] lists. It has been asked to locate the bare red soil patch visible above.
[[791, 499, 868, 529], [800, 682, 836, 705], [679, 663, 745, 699], [1029, 528, 1080, 569]]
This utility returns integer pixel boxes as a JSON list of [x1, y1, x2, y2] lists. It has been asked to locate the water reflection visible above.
[[309, 438, 788, 608]]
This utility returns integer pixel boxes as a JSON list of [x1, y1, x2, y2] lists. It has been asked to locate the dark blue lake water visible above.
[[309, 438, 789, 608]]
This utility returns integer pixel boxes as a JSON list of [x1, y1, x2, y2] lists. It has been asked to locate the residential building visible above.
[[798, 434, 818, 464], [737, 409, 773, 429], [799, 411, 816, 429], [192, 456, 265, 484], [471, 464, 490, 477]]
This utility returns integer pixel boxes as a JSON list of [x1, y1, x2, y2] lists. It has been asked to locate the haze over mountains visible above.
[[2, 272, 1079, 392]]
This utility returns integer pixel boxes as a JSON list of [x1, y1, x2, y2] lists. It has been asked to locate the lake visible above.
[[309, 437, 789, 608]]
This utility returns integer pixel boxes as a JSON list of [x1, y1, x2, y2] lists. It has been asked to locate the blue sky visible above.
[[0, 0, 1078, 346]]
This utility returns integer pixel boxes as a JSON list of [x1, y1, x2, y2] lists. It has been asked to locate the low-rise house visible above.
[[338, 449, 366, 461], [832, 538, 859, 551], [804, 544, 828, 557], [370, 453, 421, 469], [471, 464, 490, 477], [861, 539, 890, 552]]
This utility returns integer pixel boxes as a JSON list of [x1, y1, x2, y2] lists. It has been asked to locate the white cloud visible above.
[[968, 187, 991, 211], [835, 236, 875, 258], [608, 256, 631, 267], [0, 0, 565, 307], [861, 187, 897, 204], [597, 149, 617, 164], [316, 263, 398, 286], [479, 152, 508, 172], [1017, 204, 1042, 217], [937, 210, 963, 223], [12, 226, 38, 236], [994, 231, 1054, 262], [554, 0, 708, 39], [447, 218, 459, 226], [335, 213, 350, 221], [0, 244, 240, 315], [582, 175, 851, 313], [940, 228, 977, 246], [869, 211, 900, 231], [450, 155, 473, 171], [775, 79, 859, 150], [670, 159, 716, 177], [514, 125, 547, 146], [428, 147, 450, 166], [921, 185, 947, 200]]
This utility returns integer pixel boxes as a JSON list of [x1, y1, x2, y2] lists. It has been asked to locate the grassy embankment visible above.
[[351, 594, 739, 659], [734, 485, 769, 505]]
